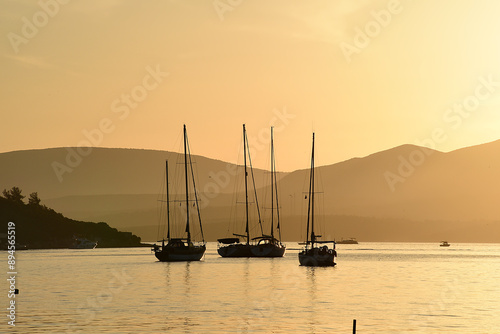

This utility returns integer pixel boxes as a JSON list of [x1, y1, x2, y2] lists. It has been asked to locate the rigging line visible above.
[[228, 165, 241, 237], [171, 127, 184, 158], [169, 142, 183, 231], [305, 132, 314, 249], [245, 127, 264, 237], [311, 132, 316, 249], [187, 134, 205, 243], [270, 126, 274, 240], [271, 126, 283, 241], [243, 124, 250, 244], [229, 131, 244, 237], [183, 125, 191, 242], [166, 160, 171, 240], [274, 144, 282, 242], [311, 133, 316, 248], [315, 160, 326, 238], [156, 167, 167, 241]]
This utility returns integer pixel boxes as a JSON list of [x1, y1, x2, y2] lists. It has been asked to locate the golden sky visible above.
[[2, 0, 500, 171]]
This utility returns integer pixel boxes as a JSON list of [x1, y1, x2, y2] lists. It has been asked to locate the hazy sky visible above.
[[2, 0, 500, 171]]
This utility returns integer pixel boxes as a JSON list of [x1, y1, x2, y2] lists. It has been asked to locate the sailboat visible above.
[[154, 125, 206, 262], [217, 125, 285, 258], [336, 237, 358, 245], [298, 133, 337, 267]]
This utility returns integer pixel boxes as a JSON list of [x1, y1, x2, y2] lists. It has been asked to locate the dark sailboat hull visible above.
[[298, 248, 336, 267], [250, 243, 286, 257], [218, 243, 285, 258], [217, 244, 252, 257], [155, 244, 206, 262]]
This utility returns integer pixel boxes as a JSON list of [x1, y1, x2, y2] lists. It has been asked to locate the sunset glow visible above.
[[3, 1, 500, 171]]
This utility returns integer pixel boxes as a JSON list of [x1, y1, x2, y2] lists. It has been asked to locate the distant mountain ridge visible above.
[[2, 140, 500, 242], [0, 147, 274, 198]]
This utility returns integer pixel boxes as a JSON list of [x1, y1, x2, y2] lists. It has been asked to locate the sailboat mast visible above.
[[243, 124, 250, 245], [305, 133, 315, 249], [183, 124, 191, 243], [270, 127, 274, 240], [166, 160, 170, 241], [187, 144, 205, 242], [274, 145, 282, 242], [311, 133, 315, 249]]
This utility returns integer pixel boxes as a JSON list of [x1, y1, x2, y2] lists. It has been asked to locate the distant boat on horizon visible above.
[[440, 241, 450, 247], [153, 125, 206, 262], [217, 125, 285, 258], [69, 236, 97, 249], [298, 132, 337, 267], [336, 237, 358, 245]]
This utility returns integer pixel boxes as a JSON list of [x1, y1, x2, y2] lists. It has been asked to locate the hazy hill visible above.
[[271, 140, 500, 222], [2, 141, 500, 242], [274, 144, 446, 219], [0, 147, 276, 198]]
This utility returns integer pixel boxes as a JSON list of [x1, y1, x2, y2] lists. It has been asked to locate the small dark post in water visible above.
[[353, 319, 356, 333]]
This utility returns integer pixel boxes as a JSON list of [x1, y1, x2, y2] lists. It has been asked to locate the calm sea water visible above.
[[5, 242, 500, 333]]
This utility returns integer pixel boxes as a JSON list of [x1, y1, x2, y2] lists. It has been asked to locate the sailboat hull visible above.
[[218, 243, 285, 258], [250, 243, 286, 257], [155, 244, 206, 262], [298, 248, 336, 267], [218, 244, 252, 257]]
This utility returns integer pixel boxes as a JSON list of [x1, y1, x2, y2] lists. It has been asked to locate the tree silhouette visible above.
[[28, 192, 41, 206], [2, 187, 25, 204]]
